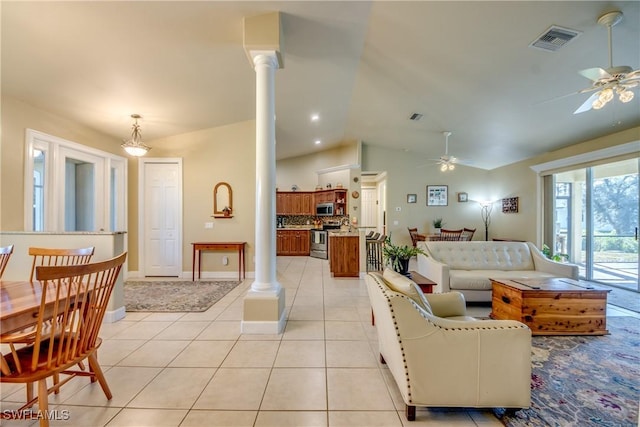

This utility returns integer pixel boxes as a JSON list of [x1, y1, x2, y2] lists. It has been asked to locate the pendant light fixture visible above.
[[121, 114, 151, 156]]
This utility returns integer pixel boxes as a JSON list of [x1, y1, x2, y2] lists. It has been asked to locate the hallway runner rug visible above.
[[499, 316, 640, 426], [124, 280, 241, 312]]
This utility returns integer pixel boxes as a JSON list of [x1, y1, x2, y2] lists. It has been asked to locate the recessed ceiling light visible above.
[[314, 139, 321, 145], [311, 114, 320, 122]]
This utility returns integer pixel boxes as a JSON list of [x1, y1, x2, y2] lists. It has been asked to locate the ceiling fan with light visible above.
[[435, 131, 459, 172], [573, 10, 640, 114]]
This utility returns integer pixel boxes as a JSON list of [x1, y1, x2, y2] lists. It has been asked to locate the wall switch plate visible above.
[[222, 256, 229, 265], [395, 207, 401, 211], [205, 222, 213, 229], [393, 220, 399, 226]]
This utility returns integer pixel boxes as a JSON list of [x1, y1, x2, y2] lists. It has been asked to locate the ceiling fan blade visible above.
[[573, 92, 600, 114], [579, 67, 611, 82]]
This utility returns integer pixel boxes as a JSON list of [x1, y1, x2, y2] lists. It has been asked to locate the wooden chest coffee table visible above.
[[490, 278, 610, 336]]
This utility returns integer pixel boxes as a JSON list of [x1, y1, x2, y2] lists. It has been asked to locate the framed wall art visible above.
[[502, 197, 519, 213], [427, 185, 448, 206], [407, 193, 417, 203], [457, 192, 468, 202]]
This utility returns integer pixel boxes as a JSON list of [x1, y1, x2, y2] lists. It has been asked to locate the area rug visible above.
[[500, 316, 640, 427], [124, 280, 241, 312]]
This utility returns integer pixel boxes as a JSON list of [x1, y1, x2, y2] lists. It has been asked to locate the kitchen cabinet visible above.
[[329, 233, 359, 277], [276, 192, 314, 215], [276, 230, 310, 256], [276, 189, 347, 216], [334, 189, 347, 216]]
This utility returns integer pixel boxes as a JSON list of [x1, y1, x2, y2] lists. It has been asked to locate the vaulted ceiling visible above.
[[2, 1, 639, 169]]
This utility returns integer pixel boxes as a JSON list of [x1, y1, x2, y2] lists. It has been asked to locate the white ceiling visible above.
[[2, 1, 639, 170]]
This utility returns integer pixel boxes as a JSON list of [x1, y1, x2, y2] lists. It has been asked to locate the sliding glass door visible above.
[[553, 158, 639, 291]]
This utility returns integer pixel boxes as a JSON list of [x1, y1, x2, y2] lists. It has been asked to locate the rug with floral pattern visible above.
[[500, 316, 640, 426], [124, 280, 241, 312]]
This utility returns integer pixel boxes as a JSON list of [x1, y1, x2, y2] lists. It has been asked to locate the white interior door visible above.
[[361, 187, 378, 229], [141, 159, 182, 277]]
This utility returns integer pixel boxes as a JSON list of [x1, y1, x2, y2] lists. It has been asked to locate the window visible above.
[[24, 129, 127, 232]]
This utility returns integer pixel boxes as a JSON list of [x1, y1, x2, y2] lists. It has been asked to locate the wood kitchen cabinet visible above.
[[276, 189, 347, 216], [329, 233, 359, 277], [276, 230, 310, 256], [276, 192, 314, 215]]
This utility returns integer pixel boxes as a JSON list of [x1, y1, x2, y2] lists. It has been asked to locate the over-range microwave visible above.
[[316, 202, 334, 217]]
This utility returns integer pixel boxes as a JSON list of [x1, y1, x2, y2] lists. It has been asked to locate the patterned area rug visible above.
[[124, 280, 241, 312], [500, 316, 640, 426]]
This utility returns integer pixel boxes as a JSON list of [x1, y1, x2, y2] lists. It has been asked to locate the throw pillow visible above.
[[382, 268, 433, 315]]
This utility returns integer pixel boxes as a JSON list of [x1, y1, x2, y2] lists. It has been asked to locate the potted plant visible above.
[[542, 244, 569, 262], [382, 235, 427, 276], [432, 218, 444, 234]]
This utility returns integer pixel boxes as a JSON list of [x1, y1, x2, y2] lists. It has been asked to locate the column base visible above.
[[241, 287, 286, 334]]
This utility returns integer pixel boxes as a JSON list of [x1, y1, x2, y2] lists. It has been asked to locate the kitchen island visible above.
[[328, 230, 359, 277]]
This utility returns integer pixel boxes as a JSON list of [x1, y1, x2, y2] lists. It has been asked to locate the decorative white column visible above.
[[242, 51, 286, 334], [252, 51, 279, 293]]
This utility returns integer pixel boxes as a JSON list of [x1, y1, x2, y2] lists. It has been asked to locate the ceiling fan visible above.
[[573, 10, 640, 114], [435, 131, 458, 172]]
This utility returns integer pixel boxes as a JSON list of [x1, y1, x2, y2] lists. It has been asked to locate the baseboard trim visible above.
[[241, 311, 287, 335], [104, 305, 126, 323]]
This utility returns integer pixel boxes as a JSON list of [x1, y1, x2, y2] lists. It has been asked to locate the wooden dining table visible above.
[[0, 280, 82, 335]]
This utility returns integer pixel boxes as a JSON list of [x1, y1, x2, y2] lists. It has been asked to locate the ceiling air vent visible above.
[[529, 25, 581, 52], [409, 113, 423, 121]]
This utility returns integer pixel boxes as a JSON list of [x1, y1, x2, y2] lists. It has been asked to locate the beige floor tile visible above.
[[99, 320, 139, 338], [117, 340, 189, 367], [63, 366, 161, 407], [324, 306, 361, 321], [195, 320, 242, 340], [282, 320, 325, 340], [288, 304, 325, 320], [128, 367, 215, 409], [47, 405, 121, 427], [260, 368, 327, 411], [142, 312, 186, 322], [221, 340, 280, 367], [153, 321, 210, 340], [180, 410, 257, 426], [98, 339, 146, 366], [328, 410, 403, 426], [400, 408, 477, 426], [193, 368, 270, 410], [105, 408, 187, 426], [0, 382, 24, 401], [254, 410, 327, 426], [109, 321, 173, 340], [169, 340, 235, 367], [274, 340, 325, 367], [326, 340, 377, 367], [324, 320, 368, 340], [327, 368, 395, 410]]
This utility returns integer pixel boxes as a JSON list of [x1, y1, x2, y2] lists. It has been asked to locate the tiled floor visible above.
[[2, 256, 638, 426]]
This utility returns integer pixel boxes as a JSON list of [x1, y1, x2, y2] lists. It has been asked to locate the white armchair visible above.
[[366, 269, 531, 421]]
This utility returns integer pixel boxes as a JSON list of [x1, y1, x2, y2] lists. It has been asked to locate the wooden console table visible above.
[[191, 242, 246, 281]]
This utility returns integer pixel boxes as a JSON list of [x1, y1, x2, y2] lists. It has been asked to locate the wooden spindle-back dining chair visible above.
[[439, 229, 464, 241], [460, 228, 476, 241], [0, 244, 14, 279], [6, 247, 95, 402], [29, 247, 95, 282], [407, 227, 426, 247], [0, 252, 127, 427]]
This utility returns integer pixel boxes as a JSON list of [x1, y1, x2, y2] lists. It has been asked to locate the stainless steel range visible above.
[[310, 229, 328, 259], [310, 223, 340, 259]]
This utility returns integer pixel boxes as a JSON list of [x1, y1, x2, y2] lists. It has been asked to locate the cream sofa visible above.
[[366, 269, 531, 421], [417, 241, 579, 302]]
